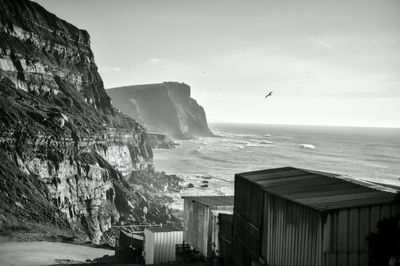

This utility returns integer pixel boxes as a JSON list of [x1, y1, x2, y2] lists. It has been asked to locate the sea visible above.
[[153, 123, 400, 208]]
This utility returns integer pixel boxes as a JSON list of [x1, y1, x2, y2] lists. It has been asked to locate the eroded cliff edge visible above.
[[0, 0, 178, 244], [107, 82, 213, 139]]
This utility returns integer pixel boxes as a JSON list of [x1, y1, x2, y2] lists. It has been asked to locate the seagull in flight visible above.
[[265, 91, 273, 99]]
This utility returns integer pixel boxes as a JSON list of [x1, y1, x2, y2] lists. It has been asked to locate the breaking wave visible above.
[[249, 139, 274, 145], [191, 148, 231, 163], [300, 144, 316, 149]]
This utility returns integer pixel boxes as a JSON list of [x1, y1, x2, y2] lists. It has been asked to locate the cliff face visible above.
[[107, 82, 213, 139], [0, 0, 170, 244]]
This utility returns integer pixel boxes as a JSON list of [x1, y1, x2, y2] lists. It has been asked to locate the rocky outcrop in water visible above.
[[107, 82, 213, 139], [147, 132, 177, 149], [0, 0, 177, 244]]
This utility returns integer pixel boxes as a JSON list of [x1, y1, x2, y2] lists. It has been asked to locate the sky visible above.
[[36, 0, 400, 127]]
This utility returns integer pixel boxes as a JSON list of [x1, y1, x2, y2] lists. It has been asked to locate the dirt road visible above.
[[0, 241, 114, 265]]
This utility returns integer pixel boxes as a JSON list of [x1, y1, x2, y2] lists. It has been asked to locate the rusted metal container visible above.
[[183, 196, 234, 258], [144, 227, 183, 264], [232, 167, 399, 266]]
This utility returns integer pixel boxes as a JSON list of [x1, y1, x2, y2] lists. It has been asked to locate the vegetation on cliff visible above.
[[0, 0, 180, 244]]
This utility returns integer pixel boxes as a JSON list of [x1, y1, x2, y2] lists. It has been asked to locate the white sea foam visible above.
[[231, 144, 246, 150], [300, 144, 316, 149], [249, 139, 274, 145]]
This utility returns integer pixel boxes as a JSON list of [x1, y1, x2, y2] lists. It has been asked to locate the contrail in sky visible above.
[[304, 34, 334, 50]]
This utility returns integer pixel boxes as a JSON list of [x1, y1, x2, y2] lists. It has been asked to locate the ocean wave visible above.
[[231, 140, 249, 145], [300, 144, 316, 149], [263, 133, 272, 137], [249, 139, 274, 145], [235, 145, 246, 150], [190, 148, 231, 163], [246, 143, 277, 148]]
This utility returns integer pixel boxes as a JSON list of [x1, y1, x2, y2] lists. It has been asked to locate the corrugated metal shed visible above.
[[218, 213, 233, 266], [144, 227, 183, 265], [183, 195, 234, 257], [183, 196, 234, 207], [232, 167, 399, 266], [238, 167, 397, 211], [115, 230, 144, 264], [210, 210, 233, 257]]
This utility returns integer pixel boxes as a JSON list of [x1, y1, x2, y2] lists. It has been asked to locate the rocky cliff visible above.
[[107, 82, 213, 139], [0, 0, 177, 244]]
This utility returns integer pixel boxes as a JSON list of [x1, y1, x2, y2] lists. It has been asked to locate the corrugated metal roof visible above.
[[237, 167, 398, 211], [146, 226, 182, 233], [120, 230, 144, 240], [183, 196, 234, 207]]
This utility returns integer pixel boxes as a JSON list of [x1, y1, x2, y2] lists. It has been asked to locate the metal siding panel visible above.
[[183, 198, 190, 242], [358, 207, 370, 253], [328, 212, 338, 266], [301, 207, 308, 266], [327, 253, 337, 266], [152, 231, 183, 264], [381, 204, 391, 219], [154, 233, 159, 263], [272, 195, 278, 265], [317, 216, 323, 266], [359, 252, 368, 266], [277, 200, 283, 265], [194, 202, 200, 249], [188, 199, 194, 245], [369, 206, 381, 233], [260, 195, 324, 266], [282, 201, 288, 265], [144, 229, 154, 264], [349, 209, 362, 266], [323, 213, 331, 254], [291, 203, 296, 265], [392, 202, 400, 216], [297, 206, 303, 266], [269, 195, 274, 264], [348, 209, 359, 266], [338, 209, 349, 266], [311, 209, 318, 266], [204, 206, 210, 257], [261, 193, 270, 261], [289, 202, 295, 266], [219, 213, 233, 265], [235, 175, 263, 228], [298, 204, 305, 266], [304, 208, 311, 266], [197, 203, 205, 255]]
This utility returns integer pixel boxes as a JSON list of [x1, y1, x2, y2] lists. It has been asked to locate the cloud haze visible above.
[[36, 0, 400, 127]]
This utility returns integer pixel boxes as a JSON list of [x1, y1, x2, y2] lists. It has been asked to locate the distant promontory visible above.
[[107, 82, 213, 139]]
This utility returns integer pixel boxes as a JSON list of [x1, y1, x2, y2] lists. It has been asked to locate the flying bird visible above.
[[265, 91, 273, 99]]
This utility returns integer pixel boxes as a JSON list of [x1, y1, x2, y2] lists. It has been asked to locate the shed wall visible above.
[[323, 203, 400, 266], [234, 175, 263, 227], [219, 213, 233, 266], [144, 230, 182, 264], [184, 199, 210, 256], [233, 169, 399, 266], [232, 176, 264, 265], [261, 192, 324, 266], [116, 230, 144, 263], [183, 198, 233, 257]]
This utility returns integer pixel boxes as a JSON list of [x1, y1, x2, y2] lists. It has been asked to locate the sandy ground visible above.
[[0, 241, 114, 266]]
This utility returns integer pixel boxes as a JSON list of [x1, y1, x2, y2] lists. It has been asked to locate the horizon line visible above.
[[208, 121, 400, 129]]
